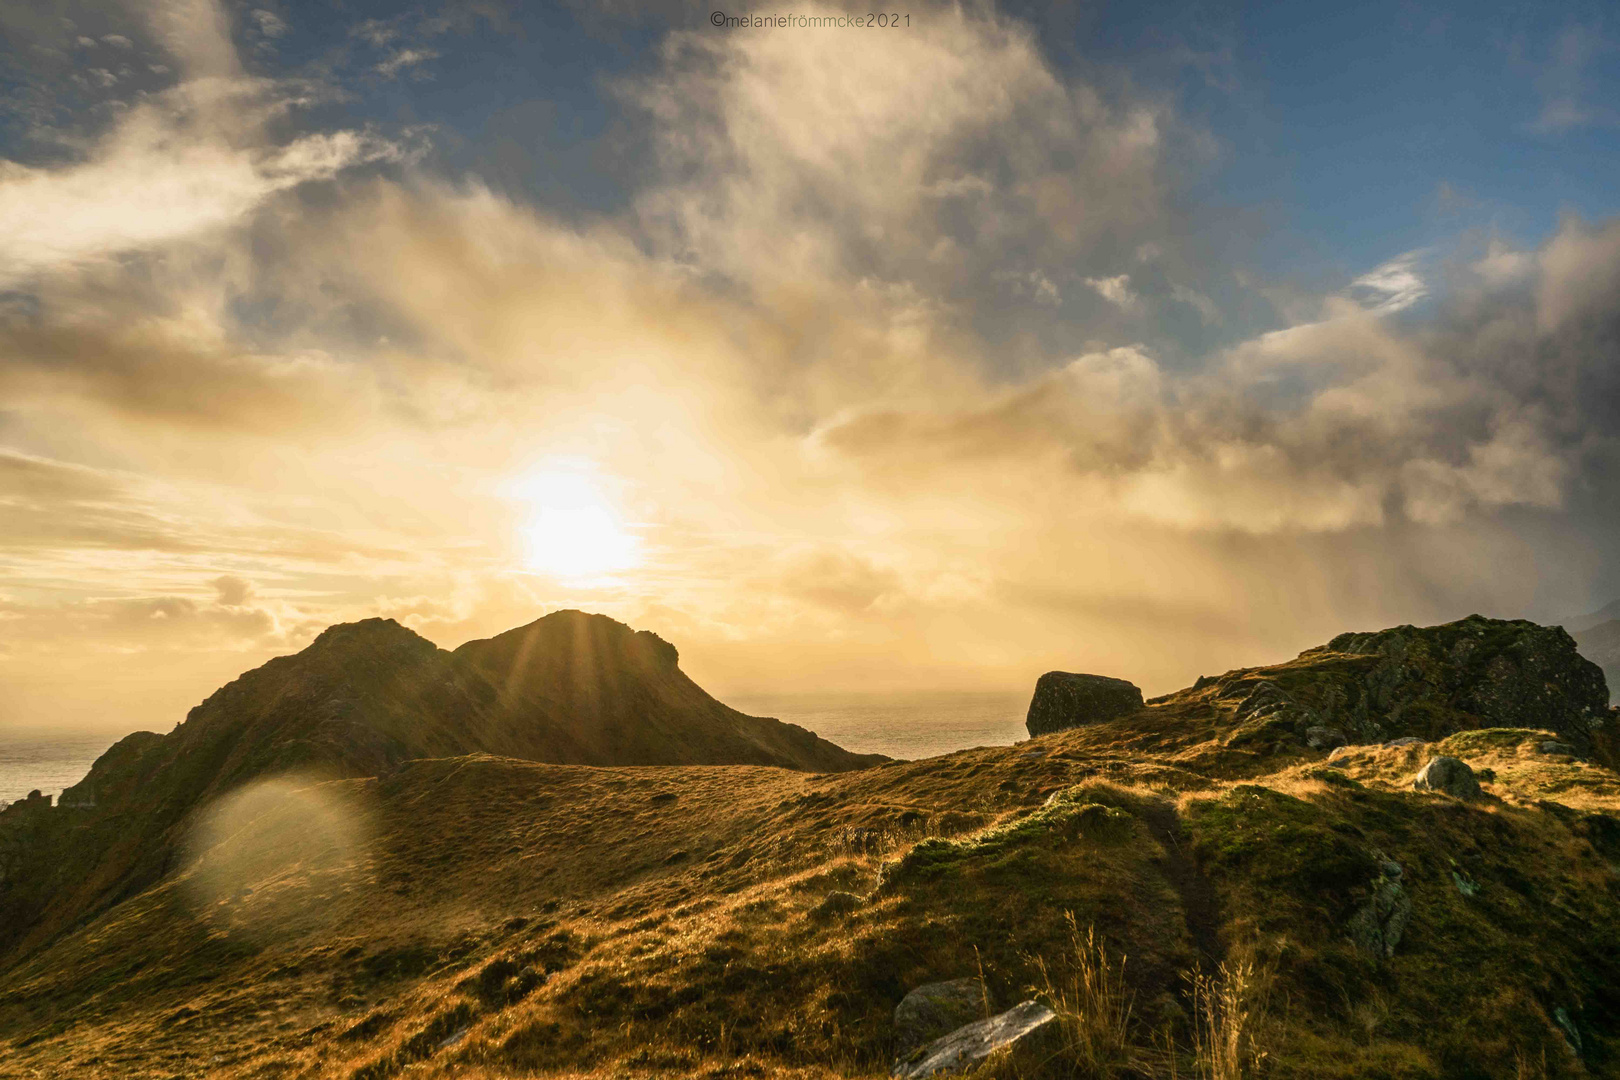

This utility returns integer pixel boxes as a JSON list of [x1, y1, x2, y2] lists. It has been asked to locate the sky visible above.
[[2, 0, 1618, 734]]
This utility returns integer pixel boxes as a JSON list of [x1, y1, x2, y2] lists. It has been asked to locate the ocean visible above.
[[0, 730, 123, 807], [0, 690, 1031, 805], [726, 689, 1030, 760]]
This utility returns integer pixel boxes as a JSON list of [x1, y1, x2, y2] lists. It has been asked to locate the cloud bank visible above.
[[2, 1, 1618, 731]]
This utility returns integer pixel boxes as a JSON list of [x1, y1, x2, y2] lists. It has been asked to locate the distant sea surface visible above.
[[727, 689, 1030, 760], [0, 730, 120, 806], [0, 692, 1029, 804]]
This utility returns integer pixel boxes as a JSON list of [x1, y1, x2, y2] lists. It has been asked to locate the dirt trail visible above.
[[1141, 802, 1223, 973]]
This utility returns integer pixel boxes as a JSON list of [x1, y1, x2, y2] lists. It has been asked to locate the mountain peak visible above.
[[462, 609, 680, 672], [303, 617, 437, 658]]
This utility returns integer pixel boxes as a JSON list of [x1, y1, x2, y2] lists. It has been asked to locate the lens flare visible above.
[[181, 776, 371, 938]]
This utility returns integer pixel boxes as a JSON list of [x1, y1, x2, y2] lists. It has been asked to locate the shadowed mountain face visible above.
[[0, 611, 881, 961], [454, 611, 875, 771], [1574, 620, 1620, 706]]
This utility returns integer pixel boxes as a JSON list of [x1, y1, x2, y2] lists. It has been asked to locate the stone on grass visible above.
[[1306, 726, 1348, 751], [892, 1000, 1057, 1078], [1413, 756, 1482, 800], [1540, 741, 1580, 757], [1385, 737, 1424, 748], [893, 978, 984, 1058], [1026, 672, 1143, 736]]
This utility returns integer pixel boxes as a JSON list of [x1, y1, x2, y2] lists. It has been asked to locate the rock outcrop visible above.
[[1413, 756, 1482, 800], [1347, 857, 1412, 960], [1199, 615, 1612, 764], [893, 978, 984, 1059], [1025, 672, 1143, 736], [892, 1000, 1057, 1078]]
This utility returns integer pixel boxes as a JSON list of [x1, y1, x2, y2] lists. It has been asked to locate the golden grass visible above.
[[5, 719, 1620, 1079], [1029, 915, 1134, 1078], [1187, 948, 1271, 1080]]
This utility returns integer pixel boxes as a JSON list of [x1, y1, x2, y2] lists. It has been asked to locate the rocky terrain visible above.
[[1, 613, 1619, 1079]]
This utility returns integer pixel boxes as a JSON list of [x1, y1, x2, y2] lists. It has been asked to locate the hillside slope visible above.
[[1, 614, 1617, 1080], [0, 611, 881, 963]]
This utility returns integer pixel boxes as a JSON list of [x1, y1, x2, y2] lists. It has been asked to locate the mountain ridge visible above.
[[0, 609, 882, 963]]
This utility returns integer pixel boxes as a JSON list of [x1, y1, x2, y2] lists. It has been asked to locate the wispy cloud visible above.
[[1349, 249, 1429, 313], [1086, 274, 1139, 310], [0, 0, 402, 288], [1527, 25, 1617, 135], [376, 47, 440, 79]]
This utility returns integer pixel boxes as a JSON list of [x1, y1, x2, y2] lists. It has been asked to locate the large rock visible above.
[[1413, 756, 1482, 800], [1202, 616, 1613, 763], [892, 1000, 1057, 1078], [1325, 616, 1609, 755], [1026, 672, 1143, 736], [893, 978, 984, 1058]]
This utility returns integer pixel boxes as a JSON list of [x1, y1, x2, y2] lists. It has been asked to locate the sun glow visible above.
[[511, 465, 642, 581]]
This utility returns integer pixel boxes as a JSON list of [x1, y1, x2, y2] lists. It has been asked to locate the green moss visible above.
[[1306, 767, 1365, 790], [1438, 728, 1547, 756]]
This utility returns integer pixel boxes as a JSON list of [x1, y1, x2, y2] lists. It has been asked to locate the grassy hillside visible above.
[[1, 615, 1617, 1079]]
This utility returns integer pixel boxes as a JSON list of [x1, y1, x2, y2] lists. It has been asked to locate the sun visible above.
[[510, 466, 642, 581]]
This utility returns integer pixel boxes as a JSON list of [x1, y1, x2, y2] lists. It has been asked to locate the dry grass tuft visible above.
[[1030, 913, 1134, 1078], [1187, 945, 1270, 1080]]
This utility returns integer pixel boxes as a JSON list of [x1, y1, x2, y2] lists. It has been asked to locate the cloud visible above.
[[1349, 249, 1429, 313], [1086, 274, 1139, 310], [0, 82, 401, 287], [1538, 217, 1620, 331], [627, 4, 1174, 323], [212, 575, 255, 606], [0, 0, 403, 290], [142, 0, 240, 78], [376, 48, 440, 79], [1527, 25, 1616, 135], [249, 10, 287, 39], [2, 1, 1619, 730]]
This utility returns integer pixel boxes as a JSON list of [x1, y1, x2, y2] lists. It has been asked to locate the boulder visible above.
[[1025, 672, 1143, 736], [1385, 737, 1424, 748], [1306, 726, 1348, 751], [1540, 741, 1580, 757], [892, 1000, 1057, 1078], [1413, 756, 1482, 800], [894, 978, 984, 1058]]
